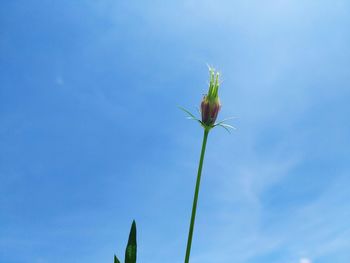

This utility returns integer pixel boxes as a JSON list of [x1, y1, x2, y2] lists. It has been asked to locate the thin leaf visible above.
[[215, 116, 238, 126], [178, 106, 203, 125], [215, 123, 236, 133], [114, 255, 120, 263], [220, 123, 236, 130], [217, 124, 231, 133], [178, 106, 198, 120]]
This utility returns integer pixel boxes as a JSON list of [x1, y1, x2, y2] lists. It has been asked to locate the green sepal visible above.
[[125, 220, 137, 263], [114, 255, 121, 263]]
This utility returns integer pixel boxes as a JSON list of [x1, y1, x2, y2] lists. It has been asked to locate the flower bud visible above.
[[200, 68, 221, 126]]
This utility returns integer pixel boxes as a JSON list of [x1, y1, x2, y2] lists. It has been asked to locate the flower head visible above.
[[201, 67, 221, 127], [179, 66, 235, 133]]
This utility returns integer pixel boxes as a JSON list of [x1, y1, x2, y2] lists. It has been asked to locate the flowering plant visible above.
[[180, 66, 235, 263]]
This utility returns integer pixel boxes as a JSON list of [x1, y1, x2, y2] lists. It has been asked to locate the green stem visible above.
[[184, 128, 210, 263]]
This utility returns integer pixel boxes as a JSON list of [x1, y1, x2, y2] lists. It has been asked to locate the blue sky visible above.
[[1, 1, 350, 262]]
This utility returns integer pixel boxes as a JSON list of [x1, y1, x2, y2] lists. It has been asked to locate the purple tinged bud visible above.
[[201, 96, 221, 126], [200, 67, 221, 126]]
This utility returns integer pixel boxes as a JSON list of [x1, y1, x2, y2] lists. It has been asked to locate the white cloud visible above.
[[300, 258, 311, 263]]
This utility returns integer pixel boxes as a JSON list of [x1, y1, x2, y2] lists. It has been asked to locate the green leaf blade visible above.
[[125, 221, 137, 263]]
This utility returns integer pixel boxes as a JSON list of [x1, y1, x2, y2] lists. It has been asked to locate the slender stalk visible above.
[[184, 128, 210, 263]]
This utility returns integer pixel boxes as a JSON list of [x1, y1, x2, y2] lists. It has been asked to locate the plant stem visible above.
[[184, 128, 210, 263]]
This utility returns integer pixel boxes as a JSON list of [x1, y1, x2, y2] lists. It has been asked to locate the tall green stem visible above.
[[184, 128, 210, 263]]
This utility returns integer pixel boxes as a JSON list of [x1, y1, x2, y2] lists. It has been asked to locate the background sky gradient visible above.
[[1, 1, 350, 263]]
